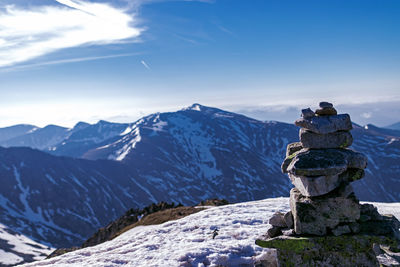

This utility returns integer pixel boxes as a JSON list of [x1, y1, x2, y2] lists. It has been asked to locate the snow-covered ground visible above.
[[21, 198, 400, 267], [0, 223, 53, 266]]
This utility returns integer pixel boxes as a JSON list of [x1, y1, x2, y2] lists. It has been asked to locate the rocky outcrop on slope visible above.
[[257, 102, 400, 266]]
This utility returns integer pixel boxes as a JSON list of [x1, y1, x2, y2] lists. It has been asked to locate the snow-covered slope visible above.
[[0, 125, 69, 150], [0, 124, 37, 143], [47, 120, 130, 158], [21, 198, 400, 267], [83, 104, 297, 202], [0, 120, 129, 156], [0, 147, 162, 249], [82, 104, 400, 202], [0, 223, 53, 266]]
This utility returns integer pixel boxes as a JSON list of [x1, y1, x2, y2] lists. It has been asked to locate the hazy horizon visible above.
[[1, 0, 399, 128], [0, 101, 399, 129]]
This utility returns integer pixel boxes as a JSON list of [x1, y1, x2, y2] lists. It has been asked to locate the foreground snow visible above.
[[0, 223, 53, 266], [22, 198, 400, 267]]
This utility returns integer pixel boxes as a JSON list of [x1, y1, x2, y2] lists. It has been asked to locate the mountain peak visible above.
[[184, 103, 204, 111], [182, 103, 226, 114]]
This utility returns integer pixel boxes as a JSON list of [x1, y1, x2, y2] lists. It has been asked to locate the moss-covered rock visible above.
[[255, 234, 400, 267]]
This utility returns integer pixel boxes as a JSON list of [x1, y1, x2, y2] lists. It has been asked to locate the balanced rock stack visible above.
[[256, 102, 400, 266]]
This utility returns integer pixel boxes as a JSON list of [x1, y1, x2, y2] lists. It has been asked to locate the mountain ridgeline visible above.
[[0, 104, 399, 250]]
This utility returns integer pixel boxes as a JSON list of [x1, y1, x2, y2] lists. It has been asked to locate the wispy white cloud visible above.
[[141, 60, 151, 70], [0, 0, 143, 67], [0, 53, 143, 72]]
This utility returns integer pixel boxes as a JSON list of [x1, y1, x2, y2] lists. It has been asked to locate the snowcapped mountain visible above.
[[351, 124, 400, 202], [20, 198, 400, 267], [0, 146, 158, 249], [81, 104, 400, 202], [0, 103, 399, 263], [83, 104, 297, 202], [47, 120, 130, 158], [0, 120, 130, 156], [0, 125, 37, 143], [0, 125, 69, 150], [0, 223, 52, 266]]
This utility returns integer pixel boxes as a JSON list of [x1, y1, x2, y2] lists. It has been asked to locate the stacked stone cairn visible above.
[[265, 102, 400, 239]]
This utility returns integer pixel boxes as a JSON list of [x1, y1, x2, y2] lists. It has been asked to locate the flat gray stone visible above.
[[315, 107, 337, 116], [287, 149, 348, 177], [299, 128, 353, 149], [290, 185, 360, 236], [269, 211, 287, 227], [267, 226, 283, 238], [319, 101, 333, 108], [340, 168, 365, 183], [287, 149, 367, 177], [295, 114, 352, 134], [284, 211, 294, 229], [341, 149, 368, 169], [301, 108, 315, 119], [288, 173, 342, 197], [288, 168, 364, 197]]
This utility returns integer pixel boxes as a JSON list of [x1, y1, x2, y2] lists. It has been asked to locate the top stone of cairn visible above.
[[295, 102, 352, 134]]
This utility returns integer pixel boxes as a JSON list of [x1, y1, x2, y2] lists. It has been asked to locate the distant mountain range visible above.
[[0, 104, 399, 257], [386, 122, 400, 131]]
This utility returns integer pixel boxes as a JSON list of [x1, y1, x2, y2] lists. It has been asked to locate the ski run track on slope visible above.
[[22, 198, 400, 267]]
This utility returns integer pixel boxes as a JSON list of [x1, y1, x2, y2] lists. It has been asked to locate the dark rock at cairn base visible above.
[[269, 211, 287, 227], [290, 185, 360, 236], [360, 203, 384, 221], [295, 114, 352, 134], [301, 108, 315, 119], [267, 226, 283, 238], [319, 101, 333, 108], [315, 107, 338, 116], [331, 225, 351, 236], [359, 214, 400, 241], [255, 235, 400, 267], [284, 211, 294, 229], [299, 128, 353, 149]]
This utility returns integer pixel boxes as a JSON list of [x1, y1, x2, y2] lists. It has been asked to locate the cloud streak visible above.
[[0, 53, 143, 72], [0, 0, 143, 67], [141, 60, 151, 70]]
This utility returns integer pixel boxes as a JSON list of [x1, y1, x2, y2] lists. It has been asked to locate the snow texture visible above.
[[0, 223, 53, 266], [21, 198, 400, 267]]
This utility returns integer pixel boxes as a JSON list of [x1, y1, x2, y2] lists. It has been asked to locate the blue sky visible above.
[[0, 0, 399, 127]]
